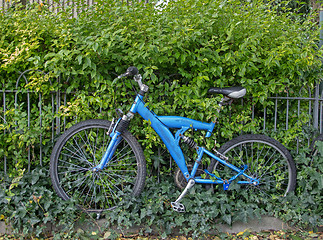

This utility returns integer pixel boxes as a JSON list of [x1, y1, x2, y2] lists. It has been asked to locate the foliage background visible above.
[[0, 0, 322, 237]]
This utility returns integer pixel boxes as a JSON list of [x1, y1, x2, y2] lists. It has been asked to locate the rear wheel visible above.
[[50, 119, 146, 213], [207, 134, 296, 197]]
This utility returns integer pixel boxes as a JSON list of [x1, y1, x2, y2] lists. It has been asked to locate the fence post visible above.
[[314, 84, 320, 129], [315, 8, 323, 130]]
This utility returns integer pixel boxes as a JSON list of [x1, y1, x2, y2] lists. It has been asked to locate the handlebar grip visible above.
[[126, 66, 139, 76], [117, 66, 139, 79]]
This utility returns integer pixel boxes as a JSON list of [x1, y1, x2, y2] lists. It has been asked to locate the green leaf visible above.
[[222, 214, 232, 225], [76, 55, 83, 65], [31, 174, 40, 185]]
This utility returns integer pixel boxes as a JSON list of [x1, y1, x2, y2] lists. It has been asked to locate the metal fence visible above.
[[1, 0, 97, 18], [1, 70, 322, 176], [0, 0, 148, 17]]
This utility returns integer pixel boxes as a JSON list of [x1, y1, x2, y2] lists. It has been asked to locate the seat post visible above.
[[213, 97, 232, 123]]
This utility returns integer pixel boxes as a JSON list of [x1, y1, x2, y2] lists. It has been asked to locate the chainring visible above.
[[174, 165, 205, 189]]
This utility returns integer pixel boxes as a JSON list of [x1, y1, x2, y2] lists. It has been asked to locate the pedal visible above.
[[171, 179, 195, 213], [171, 202, 185, 213]]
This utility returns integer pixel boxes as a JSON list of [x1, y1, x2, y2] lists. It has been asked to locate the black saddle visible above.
[[208, 86, 246, 99]]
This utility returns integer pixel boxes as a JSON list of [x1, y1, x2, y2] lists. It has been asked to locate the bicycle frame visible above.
[[94, 93, 259, 186]]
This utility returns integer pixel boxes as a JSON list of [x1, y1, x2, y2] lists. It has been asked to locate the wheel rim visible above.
[[214, 140, 293, 197], [55, 126, 139, 212]]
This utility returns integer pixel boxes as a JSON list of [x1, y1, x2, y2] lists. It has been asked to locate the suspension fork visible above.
[[92, 131, 122, 171], [92, 112, 133, 172]]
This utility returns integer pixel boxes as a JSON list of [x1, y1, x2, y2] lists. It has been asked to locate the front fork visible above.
[[92, 131, 122, 172], [92, 112, 134, 172]]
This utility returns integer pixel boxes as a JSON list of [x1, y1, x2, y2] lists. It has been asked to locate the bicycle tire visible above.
[[207, 134, 296, 197], [50, 119, 146, 213]]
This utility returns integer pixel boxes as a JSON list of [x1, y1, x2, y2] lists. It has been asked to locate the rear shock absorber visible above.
[[181, 135, 198, 150]]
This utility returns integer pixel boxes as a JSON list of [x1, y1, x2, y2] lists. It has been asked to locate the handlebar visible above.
[[117, 66, 149, 95], [117, 66, 139, 79]]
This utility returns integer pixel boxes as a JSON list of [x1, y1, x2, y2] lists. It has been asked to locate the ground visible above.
[[0, 229, 322, 240]]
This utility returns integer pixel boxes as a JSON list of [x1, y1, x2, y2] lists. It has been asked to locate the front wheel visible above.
[[50, 119, 146, 213], [207, 134, 296, 197]]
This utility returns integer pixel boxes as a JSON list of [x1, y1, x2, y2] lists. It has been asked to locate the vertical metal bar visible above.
[[56, 77, 61, 135], [251, 103, 254, 133], [313, 83, 319, 129], [297, 98, 300, 153], [72, 0, 75, 18], [286, 91, 289, 130], [274, 95, 278, 131], [39, 93, 43, 166], [157, 147, 160, 183], [55, 0, 58, 14], [320, 99, 322, 134], [318, 9, 323, 130], [241, 98, 244, 131], [263, 107, 266, 131], [320, 89, 323, 133], [308, 89, 312, 147], [64, 92, 67, 131], [320, 8, 323, 48], [3, 91, 7, 175], [27, 90, 31, 173], [309, 89, 312, 127], [14, 89, 18, 168], [18, 72, 32, 173], [52, 92, 55, 142]]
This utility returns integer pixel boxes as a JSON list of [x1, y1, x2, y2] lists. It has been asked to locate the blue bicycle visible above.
[[50, 67, 296, 213]]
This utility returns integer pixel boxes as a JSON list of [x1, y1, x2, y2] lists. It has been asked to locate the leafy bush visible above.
[[0, 0, 321, 177]]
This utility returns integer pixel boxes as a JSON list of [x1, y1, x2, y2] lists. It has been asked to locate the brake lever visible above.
[[117, 72, 129, 79], [112, 72, 128, 85]]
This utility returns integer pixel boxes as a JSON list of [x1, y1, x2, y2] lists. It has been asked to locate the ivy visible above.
[[0, 143, 322, 239]]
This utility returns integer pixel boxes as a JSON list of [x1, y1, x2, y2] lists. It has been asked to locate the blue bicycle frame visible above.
[[94, 93, 259, 187]]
